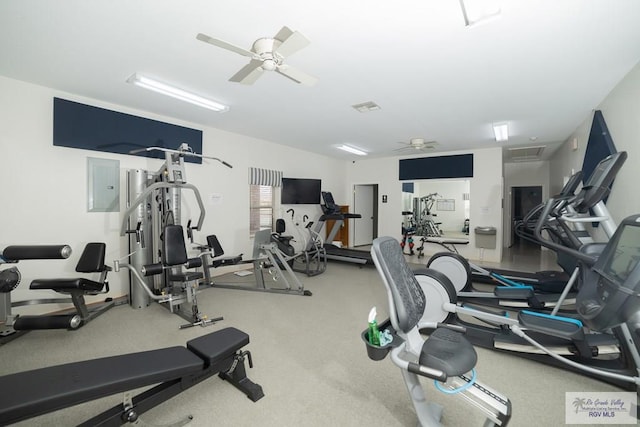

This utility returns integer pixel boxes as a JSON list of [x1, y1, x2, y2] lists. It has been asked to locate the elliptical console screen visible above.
[[603, 223, 640, 284]]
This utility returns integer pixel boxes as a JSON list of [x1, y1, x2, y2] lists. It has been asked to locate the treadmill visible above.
[[312, 191, 373, 265]]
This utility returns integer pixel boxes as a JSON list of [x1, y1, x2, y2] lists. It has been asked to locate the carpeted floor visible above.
[[0, 255, 631, 426]]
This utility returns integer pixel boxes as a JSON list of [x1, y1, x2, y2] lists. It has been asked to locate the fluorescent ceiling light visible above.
[[493, 123, 509, 142], [459, 0, 502, 27], [127, 73, 229, 112], [337, 145, 367, 156]]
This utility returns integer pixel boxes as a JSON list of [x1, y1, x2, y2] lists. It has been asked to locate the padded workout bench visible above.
[[0, 327, 264, 425]]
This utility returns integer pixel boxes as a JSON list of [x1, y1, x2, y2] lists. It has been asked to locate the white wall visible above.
[[0, 75, 345, 310], [550, 61, 640, 240], [346, 147, 504, 263]]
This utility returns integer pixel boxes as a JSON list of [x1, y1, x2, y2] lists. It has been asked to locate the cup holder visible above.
[[361, 318, 400, 361]]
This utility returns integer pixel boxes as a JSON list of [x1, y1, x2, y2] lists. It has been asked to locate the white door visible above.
[[353, 184, 375, 246]]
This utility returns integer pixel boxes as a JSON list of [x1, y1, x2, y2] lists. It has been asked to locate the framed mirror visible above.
[[401, 179, 470, 239]]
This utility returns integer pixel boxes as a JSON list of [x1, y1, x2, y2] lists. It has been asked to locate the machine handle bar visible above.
[[128, 146, 233, 168]]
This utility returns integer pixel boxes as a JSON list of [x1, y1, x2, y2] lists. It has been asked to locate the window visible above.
[[248, 166, 282, 236], [249, 184, 274, 236]]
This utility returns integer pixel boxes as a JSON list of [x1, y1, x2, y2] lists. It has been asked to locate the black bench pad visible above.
[[188, 327, 248, 366], [0, 328, 248, 425], [30, 278, 105, 292], [0, 346, 202, 424]]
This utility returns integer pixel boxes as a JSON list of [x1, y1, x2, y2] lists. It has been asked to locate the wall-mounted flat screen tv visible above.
[[281, 178, 322, 204]]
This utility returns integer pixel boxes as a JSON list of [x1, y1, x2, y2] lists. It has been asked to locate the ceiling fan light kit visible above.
[[126, 73, 229, 112], [196, 26, 317, 86]]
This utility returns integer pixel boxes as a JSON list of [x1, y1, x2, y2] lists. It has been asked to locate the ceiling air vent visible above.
[[507, 145, 545, 162], [352, 101, 381, 113]]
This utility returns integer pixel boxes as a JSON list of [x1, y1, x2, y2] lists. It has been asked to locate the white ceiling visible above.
[[2, 1, 640, 161]]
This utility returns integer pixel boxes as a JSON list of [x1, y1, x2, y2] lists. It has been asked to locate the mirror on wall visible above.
[[401, 180, 470, 239]]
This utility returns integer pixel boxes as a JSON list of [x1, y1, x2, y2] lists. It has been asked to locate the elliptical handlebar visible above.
[[534, 198, 598, 266]]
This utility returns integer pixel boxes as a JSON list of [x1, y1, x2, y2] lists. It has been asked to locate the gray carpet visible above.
[[1, 262, 627, 426]]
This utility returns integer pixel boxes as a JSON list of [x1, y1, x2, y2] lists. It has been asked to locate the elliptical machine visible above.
[[271, 210, 327, 277], [425, 152, 627, 314], [414, 199, 640, 390]]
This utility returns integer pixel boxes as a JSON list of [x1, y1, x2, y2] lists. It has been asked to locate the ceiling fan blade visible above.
[[273, 26, 294, 43], [229, 59, 264, 84], [393, 146, 416, 152], [274, 30, 310, 58], [196, 33, 256, 58], [276, 64, 317, 86]]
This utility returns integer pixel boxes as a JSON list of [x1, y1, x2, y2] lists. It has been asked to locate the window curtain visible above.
[[249, 167, 283, 187]]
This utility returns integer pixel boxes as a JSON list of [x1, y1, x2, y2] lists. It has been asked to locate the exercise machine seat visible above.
[[420, 327, 477, 376], [161, 225, 203, 282], [30, 242, 108, 293], [207, 235, 242, 267], [273, 219, 294, 244], [271, 219, 296, 257]]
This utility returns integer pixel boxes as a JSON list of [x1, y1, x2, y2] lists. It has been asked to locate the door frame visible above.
[[352, 184, 378, 247]]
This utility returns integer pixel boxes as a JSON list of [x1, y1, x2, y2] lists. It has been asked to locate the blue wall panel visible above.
[[53, 98, 203, 164]]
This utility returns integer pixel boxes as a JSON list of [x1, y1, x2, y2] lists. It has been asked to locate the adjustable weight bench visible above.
[[416, 235, 470, 257], [0, 327, 264, 425]]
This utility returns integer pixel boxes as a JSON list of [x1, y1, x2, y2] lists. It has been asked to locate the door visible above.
[[511, 186, 542, 245], [353, 184, 377, 246]]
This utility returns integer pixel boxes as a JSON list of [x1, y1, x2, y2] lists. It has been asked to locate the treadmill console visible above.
[[321, 191, 342, 215]]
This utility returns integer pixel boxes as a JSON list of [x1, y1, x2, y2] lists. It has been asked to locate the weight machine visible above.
[[414, 192, 443, 237], [0, 244, 116, 344], [119, 143, 232, 326], [197, 229, 312, 296]]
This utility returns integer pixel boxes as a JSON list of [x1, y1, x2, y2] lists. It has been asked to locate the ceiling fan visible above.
[[196, 26, 317, 86], [394, 138, 438, 152]]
